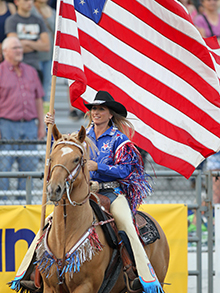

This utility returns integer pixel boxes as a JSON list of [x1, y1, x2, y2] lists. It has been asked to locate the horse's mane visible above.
[[52, 131, 97, 159]]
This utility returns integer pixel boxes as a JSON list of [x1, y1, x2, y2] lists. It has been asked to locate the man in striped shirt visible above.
[[0, 36, 45, 191]]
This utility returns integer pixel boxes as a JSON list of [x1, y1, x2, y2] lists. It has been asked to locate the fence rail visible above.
[[0, 172, 44, 204], [0, 139, 46, 204]]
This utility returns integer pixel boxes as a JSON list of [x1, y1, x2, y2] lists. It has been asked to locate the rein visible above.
[[66, 181, 91, 207], [58, 198, 67, 288]]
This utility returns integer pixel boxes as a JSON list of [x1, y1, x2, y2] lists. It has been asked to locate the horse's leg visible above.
[[145, 239, 169, 285], [69, 283, 97, 293], [109, 270, 126, 293], [41, 267, 64, 293], [43, 282, 55, 293]]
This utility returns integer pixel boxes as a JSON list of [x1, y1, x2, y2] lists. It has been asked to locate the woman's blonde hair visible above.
[[86, 109, 135, 140]]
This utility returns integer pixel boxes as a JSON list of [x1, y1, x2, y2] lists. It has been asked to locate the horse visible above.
[[37, 124, 169, 293]]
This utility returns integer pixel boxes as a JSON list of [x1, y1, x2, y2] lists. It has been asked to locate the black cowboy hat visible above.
[[84, 91, 127, 117]]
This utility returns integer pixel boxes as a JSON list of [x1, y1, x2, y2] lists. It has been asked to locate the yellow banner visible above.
[[139, 204, 188, 293], [0, 204, 187, 293]]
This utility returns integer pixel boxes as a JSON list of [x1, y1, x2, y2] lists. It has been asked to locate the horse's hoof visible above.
[[20, 280, 42, 292]]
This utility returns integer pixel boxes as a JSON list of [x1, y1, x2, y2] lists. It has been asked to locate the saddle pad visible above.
[[136, 211, 160, 245]]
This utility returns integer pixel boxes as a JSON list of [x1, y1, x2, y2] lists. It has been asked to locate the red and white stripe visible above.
[[54, 0, 220, 178], [52, 0, 87, 99]]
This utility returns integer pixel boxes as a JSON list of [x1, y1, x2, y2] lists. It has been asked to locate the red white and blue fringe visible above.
[[139, 262, 164, 293], [35, 226, 103, 279], [8, 226, 103, 292], [115, 143, 153, 214], [139, 277, 164, 293]]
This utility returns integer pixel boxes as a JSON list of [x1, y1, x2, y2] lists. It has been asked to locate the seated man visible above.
[[0, 36, 45, 191]]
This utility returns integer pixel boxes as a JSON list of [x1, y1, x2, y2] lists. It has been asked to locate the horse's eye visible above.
[[74, 157, 80, 164]]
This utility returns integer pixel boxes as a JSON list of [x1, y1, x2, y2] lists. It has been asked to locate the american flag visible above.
[[52, 0, 220, 179]]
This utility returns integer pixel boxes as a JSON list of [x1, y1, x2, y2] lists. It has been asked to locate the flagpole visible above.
[[40, 74, 57, 235]]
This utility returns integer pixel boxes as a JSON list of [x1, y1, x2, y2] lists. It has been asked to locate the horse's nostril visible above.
[[56, 185, 62, 195], [47, 183, 63, 202]]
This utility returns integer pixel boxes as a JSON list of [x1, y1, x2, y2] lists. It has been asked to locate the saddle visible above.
[[89, 193, 160, 293]]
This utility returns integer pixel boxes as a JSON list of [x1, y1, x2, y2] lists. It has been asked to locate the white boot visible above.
[[110, 194, 163, 293]]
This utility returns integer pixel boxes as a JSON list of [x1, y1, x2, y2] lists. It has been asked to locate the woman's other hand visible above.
[[87, 160, 98, 171]]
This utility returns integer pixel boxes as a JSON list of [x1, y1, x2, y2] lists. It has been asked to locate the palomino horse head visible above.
[[46, 124, 91, 203]]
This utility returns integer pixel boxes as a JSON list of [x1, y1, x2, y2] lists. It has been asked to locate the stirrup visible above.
[[124, 272, 142, 293]]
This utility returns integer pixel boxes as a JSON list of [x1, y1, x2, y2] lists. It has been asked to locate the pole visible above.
[[40, 75, 57, 235]]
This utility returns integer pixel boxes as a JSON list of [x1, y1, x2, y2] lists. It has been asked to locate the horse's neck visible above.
[[49, 184, 94, 256]]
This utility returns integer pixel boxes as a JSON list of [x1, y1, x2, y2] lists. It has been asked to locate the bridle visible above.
[[48, 140, 90, 206]]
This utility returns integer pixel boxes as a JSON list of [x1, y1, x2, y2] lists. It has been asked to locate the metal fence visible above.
[[0, 140, 46, 205]]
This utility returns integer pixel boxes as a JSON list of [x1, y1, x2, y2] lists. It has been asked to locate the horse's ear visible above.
[[52, 124, 62, 141], [78, 126, 86, 143]]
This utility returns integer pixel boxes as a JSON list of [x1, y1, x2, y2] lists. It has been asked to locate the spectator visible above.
[[4, 0, 50, 82], [48, 0, 56, 10], [178, 0, 198, 21], [32, 0, 56, 102], [188, 193, 208, 233], [192, 0, 204, 13], [205, 152, 220, 203], [0, 0, 16, 62], [194, 0, 220, 42], [188, 193, 209, 247], [0, 36, 45, 191]]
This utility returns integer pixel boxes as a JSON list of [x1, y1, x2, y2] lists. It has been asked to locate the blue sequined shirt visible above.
[[87, 125, 133, 183]]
